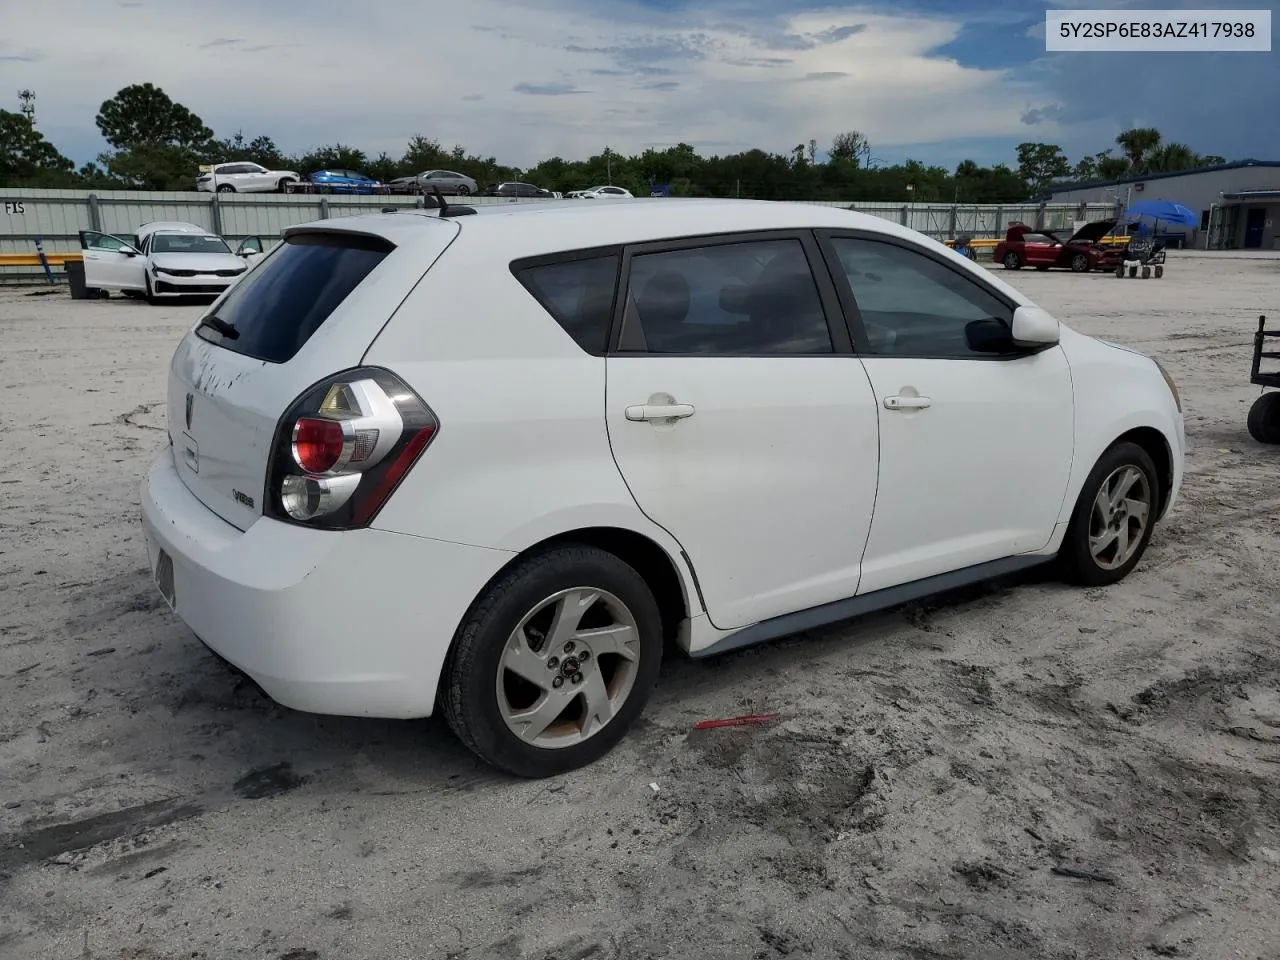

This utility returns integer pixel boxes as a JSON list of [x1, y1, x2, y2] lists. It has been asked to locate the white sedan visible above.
[[568, 185, 633, 199], [79, 222, 267, 302], [140, 199, 1185, 778]]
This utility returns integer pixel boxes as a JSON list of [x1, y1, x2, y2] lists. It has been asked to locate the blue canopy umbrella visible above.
[[1120, 198, 1198, 228]]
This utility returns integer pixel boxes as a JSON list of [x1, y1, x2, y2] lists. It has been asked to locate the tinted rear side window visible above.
[[513, 254, 619, 355], [196, 232, 393, 363]]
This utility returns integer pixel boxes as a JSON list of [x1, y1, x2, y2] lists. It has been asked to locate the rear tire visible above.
[[1247, 392, 1280, 444], [456, 185, 472, 196], [1003, 252, 1021, 270], [1154, 265, 1164, 278], [441, 545, 663, 778], [1057, 441, 1160, 587]]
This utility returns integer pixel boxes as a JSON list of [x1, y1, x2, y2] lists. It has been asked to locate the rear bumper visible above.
[[140, 451, 514, 718]]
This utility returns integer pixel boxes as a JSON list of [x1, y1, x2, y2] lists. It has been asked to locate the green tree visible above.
[[0, 109, 75, 186], [829, 130, 869, 166], [1145, 142, 1201, 174], [298, 143, 368, 173], [208, 131, 290, 169], [366, 152, 400, 183], [96, 83, 213, 152], [1097, 154, 1130, 179], [1114, 127, 1161, 172], [99, 142, 202, 190], [1015, 142, 1071, 195]]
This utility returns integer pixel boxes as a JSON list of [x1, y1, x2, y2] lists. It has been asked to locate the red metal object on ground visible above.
[[693, 713, 780, 730]]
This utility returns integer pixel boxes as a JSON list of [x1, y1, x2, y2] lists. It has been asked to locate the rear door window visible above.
[[195, 232, 393, 363]]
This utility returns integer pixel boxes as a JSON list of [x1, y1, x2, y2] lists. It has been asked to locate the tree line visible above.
[[0, 83, 1233, 203]]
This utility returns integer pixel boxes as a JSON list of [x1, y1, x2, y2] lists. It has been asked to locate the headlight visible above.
[[1154, 359, 1181, 412]]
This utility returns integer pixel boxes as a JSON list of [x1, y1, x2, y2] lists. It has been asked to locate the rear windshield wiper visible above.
[[197, 315, 239, 340]]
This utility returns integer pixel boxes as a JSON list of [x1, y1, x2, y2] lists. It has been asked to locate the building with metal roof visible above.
[[1044, 160, 1280, 250]]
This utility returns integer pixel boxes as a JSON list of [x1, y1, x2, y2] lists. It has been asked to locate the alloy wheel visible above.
[[497, 587, 641, 748], [1088, 466, 1152, 570]]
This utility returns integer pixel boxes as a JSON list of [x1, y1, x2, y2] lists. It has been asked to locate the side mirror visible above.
[[964, 319, 1015, 353], [123, 247, 141, 257], [1010, 304, 1060, 347]]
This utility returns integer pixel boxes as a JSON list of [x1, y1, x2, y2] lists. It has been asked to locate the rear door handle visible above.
[[625, 403, 695, 422], [883, 395, 932, 410]]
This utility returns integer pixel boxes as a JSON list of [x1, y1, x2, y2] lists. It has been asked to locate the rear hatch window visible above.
[[196, 232, 393, 363]]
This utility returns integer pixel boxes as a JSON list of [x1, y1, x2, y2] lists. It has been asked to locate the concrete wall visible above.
[[1047, 164, 1280, 248], [0, 188, 1116, 283]]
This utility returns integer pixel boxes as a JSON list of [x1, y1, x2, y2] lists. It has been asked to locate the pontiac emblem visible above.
[[185, 392, 194, 429]]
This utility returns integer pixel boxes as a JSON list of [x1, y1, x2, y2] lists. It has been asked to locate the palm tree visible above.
[[1115, 128, 1162, 173], [1144, 143, 1201, 173]]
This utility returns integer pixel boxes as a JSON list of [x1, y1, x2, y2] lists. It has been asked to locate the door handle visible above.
[[883, 395, 932, 410], [625, 403, 695, 422]]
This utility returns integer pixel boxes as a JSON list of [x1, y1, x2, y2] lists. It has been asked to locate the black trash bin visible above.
[[66, 259, 90, 300]]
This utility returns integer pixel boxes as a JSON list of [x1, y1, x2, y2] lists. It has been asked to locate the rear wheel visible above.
[[456, 185, 471, 196], [441, 545, 663, 778], [1003, 252, 1021, 270], [1057, 441, 1160, 587], [1247, 392, 1280, 444]]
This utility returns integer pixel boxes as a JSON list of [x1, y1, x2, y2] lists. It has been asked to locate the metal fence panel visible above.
[[0, 188, 1123, 283]]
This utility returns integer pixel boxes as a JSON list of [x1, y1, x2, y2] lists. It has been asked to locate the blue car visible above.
[[306, 169, 384, 194]]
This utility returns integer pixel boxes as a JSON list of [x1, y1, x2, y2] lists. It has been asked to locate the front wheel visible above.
[[1247, 392, 1280, 444], [1057, 441, 1160, 587], [441, 545, 663, 778], [216, 184, 235, 193], [144, 274, 158, 305], [1003, 252, 1021, 270], [1071, 253, 1090, 273]]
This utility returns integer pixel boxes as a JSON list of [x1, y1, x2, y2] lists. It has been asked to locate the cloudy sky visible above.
[[2, 0, 1276, 171]]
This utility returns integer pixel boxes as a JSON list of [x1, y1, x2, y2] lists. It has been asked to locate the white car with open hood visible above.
[[79, 222, 269, 301], [139, 198, 1185, 778]]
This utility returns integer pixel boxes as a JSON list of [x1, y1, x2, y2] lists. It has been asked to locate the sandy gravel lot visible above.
[[2, 253, 1279, 960]]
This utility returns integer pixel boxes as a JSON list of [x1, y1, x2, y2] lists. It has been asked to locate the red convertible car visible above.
[[993, 219, 1127, 273]]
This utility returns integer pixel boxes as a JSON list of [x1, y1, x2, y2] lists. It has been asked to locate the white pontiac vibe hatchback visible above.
[[140, 198, 1185, 777]]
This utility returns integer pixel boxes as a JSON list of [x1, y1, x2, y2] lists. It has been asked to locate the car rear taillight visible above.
[[266, 367, 438, 530]]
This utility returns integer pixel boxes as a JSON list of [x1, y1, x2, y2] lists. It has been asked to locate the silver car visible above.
[[387, 169, 479, 196]]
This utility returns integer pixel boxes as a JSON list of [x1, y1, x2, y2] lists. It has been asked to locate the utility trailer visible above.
[[1248, 314, 1280, 444]]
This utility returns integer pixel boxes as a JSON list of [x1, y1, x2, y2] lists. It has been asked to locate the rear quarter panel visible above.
[[361, 232, 702, 613]]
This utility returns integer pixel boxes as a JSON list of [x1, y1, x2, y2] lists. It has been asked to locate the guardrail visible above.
[[0, 252, 82, 267]]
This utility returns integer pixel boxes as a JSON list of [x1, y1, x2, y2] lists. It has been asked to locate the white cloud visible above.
[[0, 0, 1064, 165]]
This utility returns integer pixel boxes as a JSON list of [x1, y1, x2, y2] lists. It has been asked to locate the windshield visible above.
[[151, 234, 232, 254]]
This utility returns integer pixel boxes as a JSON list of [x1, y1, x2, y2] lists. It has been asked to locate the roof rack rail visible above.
[[428, 185, 477, 217]]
